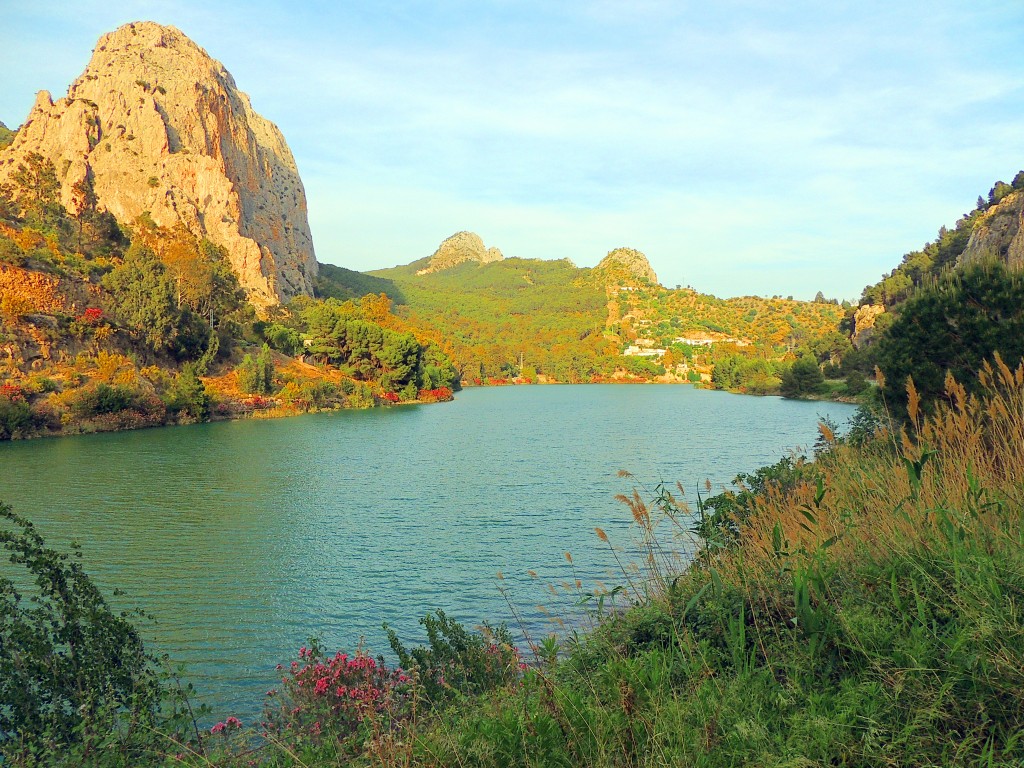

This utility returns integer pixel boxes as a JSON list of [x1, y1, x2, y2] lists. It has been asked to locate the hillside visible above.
[[861, 171, 1024, 308], [0, 23, 459, 441], [359, 234, 848, 388]]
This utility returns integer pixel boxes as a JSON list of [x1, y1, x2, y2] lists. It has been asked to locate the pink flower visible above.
[[210, 722, 226, 734], [226, 716, 242, 728]]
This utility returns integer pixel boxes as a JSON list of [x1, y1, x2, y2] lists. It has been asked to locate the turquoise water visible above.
[[0, 384, 856, 718]]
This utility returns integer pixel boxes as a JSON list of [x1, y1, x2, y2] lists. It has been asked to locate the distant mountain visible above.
[[369, 246, 844, 383], [0, 121, 14, 150], [0, 21, 317, 307], [593, 247, 658, 286], [414, 231, 504, 275]]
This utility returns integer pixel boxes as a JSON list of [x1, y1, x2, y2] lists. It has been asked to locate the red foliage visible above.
[[265, 645, 410, 746], [78, 307, 104, 325], [0, 384, 26, 403], [417, 387, 454, 403], [240, 396, 275, 411], [380, 392, 400, 403]]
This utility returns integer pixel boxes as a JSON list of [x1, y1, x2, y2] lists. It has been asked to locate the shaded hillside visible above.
[[315, 262, 404, 304]]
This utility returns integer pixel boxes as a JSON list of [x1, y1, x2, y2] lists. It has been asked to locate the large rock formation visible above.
[[416, 231, 503, 275], [960, 189, 1024, 270], [851, 303, 885, 349], [594, 247, 658, 285], [0, 21, 317, 307]]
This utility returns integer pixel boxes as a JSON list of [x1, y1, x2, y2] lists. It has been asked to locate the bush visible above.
[[0, 503, 188, 761], [0, 395, 35, 439], [67, 382, 135, 418], [385, 609, 523, 703], [262, 640, 411, 756]]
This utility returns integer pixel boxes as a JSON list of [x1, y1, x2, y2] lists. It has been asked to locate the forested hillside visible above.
[[364, 246, 849, 388]]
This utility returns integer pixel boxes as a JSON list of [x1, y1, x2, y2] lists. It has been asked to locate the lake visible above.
[[0, 384, 857, 718]]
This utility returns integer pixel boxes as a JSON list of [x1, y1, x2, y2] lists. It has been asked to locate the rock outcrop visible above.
[[959, 189, 1024, 270], [594, 247, 658, 286], [851, 304, 885, 349], [416, 231, 503, 275], [0, 21, 317, 307]]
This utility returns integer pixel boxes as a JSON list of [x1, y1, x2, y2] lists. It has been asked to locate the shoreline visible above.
[[1, 376, 863, 445]]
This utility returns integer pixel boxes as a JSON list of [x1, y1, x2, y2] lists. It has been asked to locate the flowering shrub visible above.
[[0, 383, 26, 403], [209, 715, 243, 735], [417, 387, 454, 403], [263, 642, 411, 753]]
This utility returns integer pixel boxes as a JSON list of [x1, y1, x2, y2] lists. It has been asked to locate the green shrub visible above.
[[68, 382, 135, 418], [385, 609, 523, 703], [0, 397, 35, 439], [235, 344, 274, 395], [0, 503, 191, 761]]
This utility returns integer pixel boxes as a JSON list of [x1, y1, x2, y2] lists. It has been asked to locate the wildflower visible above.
[[210, 722, 226, 734], [226, 716, 242, 728]]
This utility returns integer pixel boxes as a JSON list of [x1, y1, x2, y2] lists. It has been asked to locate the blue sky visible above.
[[3, 1, 1024, 300]]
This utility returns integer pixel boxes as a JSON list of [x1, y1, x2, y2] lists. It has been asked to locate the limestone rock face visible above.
[[416, 231, 503, 275], [0, 21, 317, 307], [851, 304, 885, 349], [960, 190, 1024, 270], [595, 247, 658, 285]]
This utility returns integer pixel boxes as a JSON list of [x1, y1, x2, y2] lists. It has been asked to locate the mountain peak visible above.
[[0, 21, 317, 307], [416, 231, 504, 275], [595, 247, 658, 285]]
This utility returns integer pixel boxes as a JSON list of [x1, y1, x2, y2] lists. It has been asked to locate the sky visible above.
[[3, 1, 1024, 301]]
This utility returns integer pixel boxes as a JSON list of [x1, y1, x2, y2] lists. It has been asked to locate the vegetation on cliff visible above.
[[860, 171, 1024, 308], [0, 163, 458, 441]]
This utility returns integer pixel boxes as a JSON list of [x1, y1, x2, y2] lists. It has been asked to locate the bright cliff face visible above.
[[0, 21, 317, 308]]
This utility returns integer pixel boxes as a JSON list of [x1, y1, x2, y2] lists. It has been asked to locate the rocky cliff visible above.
[[960, 189, 1024, 270], [594, 247, 658, 285], [416, 231, 503, 275], [0, 21, 317, 307]]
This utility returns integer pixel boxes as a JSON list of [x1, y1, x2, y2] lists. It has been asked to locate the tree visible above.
[[102, 244, 208, 359], [873, 261, 1024, 416], [780, 357, 826, 398], [164, 362, 211, 421], [0, 503, 163, 746], [236, 344, 275, 395]]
